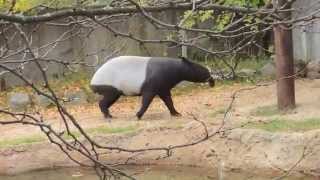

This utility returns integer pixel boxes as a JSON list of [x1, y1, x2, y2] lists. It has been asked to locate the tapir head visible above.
[[180, 57, 215, 87]]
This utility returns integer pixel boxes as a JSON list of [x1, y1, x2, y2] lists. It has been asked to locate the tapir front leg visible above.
[[159, 91, 181, 116], [136, 91, 156, 119]]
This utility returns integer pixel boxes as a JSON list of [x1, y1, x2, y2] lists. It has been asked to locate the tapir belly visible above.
[[112, 71, 146, 95], [90, 56, 150, 95]]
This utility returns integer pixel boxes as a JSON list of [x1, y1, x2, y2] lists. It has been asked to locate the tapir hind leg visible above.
[[159, 91, 181, 116], [99, 88, 121, 119], [136, 91, 156, 119]]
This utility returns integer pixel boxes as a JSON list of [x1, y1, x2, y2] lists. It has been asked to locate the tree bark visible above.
[[273, 0, 295, 110]]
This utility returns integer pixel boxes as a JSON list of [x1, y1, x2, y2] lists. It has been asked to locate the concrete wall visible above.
[[0, 10, 261, 89], [293, 0, 320, 62], [0, 12, 180, 88]]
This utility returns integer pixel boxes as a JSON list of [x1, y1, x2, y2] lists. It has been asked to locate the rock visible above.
[[35, 94, 54, 108], [64, 90, 88, 105], [306, 61, 320, 72], [8, 93, 31, 111], [260, 61, 276, 77], [237, 69, 256, 77], [306, 61, 320, 79], [307, 71, 320, 79], [294, 60, 307, 77]]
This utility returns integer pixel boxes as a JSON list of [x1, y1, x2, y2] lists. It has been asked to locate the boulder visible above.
[[237, 69, 257, 77], [8, 93, 31, 111], [306, 71, 320, 79], [306, 61, 320, 72], [306, 61, 320, 79]]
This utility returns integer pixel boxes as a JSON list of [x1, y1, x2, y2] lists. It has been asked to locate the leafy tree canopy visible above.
[[0, 0, 270, 31], [0, 0, 112, 13], [182, 0, 271, 31]]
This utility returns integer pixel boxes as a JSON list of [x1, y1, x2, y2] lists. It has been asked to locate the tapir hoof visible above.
[[171, 112, 181, 117], [103, 113, 113, 119], [136, 112, 143, 120]]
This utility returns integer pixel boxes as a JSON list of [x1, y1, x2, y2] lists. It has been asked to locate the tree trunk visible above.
[[273, 0, 296, 110]]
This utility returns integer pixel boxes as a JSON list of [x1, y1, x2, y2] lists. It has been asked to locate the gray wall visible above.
[[0, 12, 179, 88], [293, 0, 320, 62], [0, 10, 262, 89]]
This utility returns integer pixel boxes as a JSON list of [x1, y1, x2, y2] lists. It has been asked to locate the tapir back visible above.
[[90, 56, 150, 95]]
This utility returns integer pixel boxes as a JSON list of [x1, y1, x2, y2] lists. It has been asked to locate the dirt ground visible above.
[[2, 79, 320, 177], [2, 79, 320, 139]]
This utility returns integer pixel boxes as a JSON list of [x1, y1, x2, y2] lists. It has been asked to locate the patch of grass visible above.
[[197, 56, 273, 86], [48, 71, 91, 94], [47, 71, 100, 104], [3, 71, 91, 97], [170, 56, 272, 96], [0, 125, 138, 148], [245, 118, 320, 132], [0, 135, 46, 148], [236, 57, 270, 71], [197, 56, 270, 71], [87, 125, 138, 135], [251, 105, 279, 117], [173, 83, 209, 96], [210, 108, 226, 117], [63, 125, 138, 140]]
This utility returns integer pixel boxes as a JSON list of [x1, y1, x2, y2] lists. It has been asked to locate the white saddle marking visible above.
[[90, 56, 150, 95]]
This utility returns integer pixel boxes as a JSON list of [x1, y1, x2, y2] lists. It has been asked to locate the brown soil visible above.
[[1, 79, 320, 177]]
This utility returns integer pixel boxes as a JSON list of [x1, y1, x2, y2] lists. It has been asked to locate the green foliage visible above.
[[0, 0, 11, 11], [182, 10, 213, 28], [181, 0, 269, 31], [215, 12, 232, 31], [222, 0, 267, 7], [0, 0, 112, 13], [202, 55, 269, 73], [13, 0, 35, 12], [48, 70, 90, 90], [235, 56, 270, 71]]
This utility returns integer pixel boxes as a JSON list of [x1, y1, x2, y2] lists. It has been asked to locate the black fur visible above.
[[91, 85, 122, 118]]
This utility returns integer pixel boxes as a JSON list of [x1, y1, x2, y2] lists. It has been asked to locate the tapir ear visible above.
[[179, 56, 192, 64]]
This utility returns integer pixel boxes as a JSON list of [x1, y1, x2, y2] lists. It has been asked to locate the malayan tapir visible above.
[[90, 56, 215, 119]]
